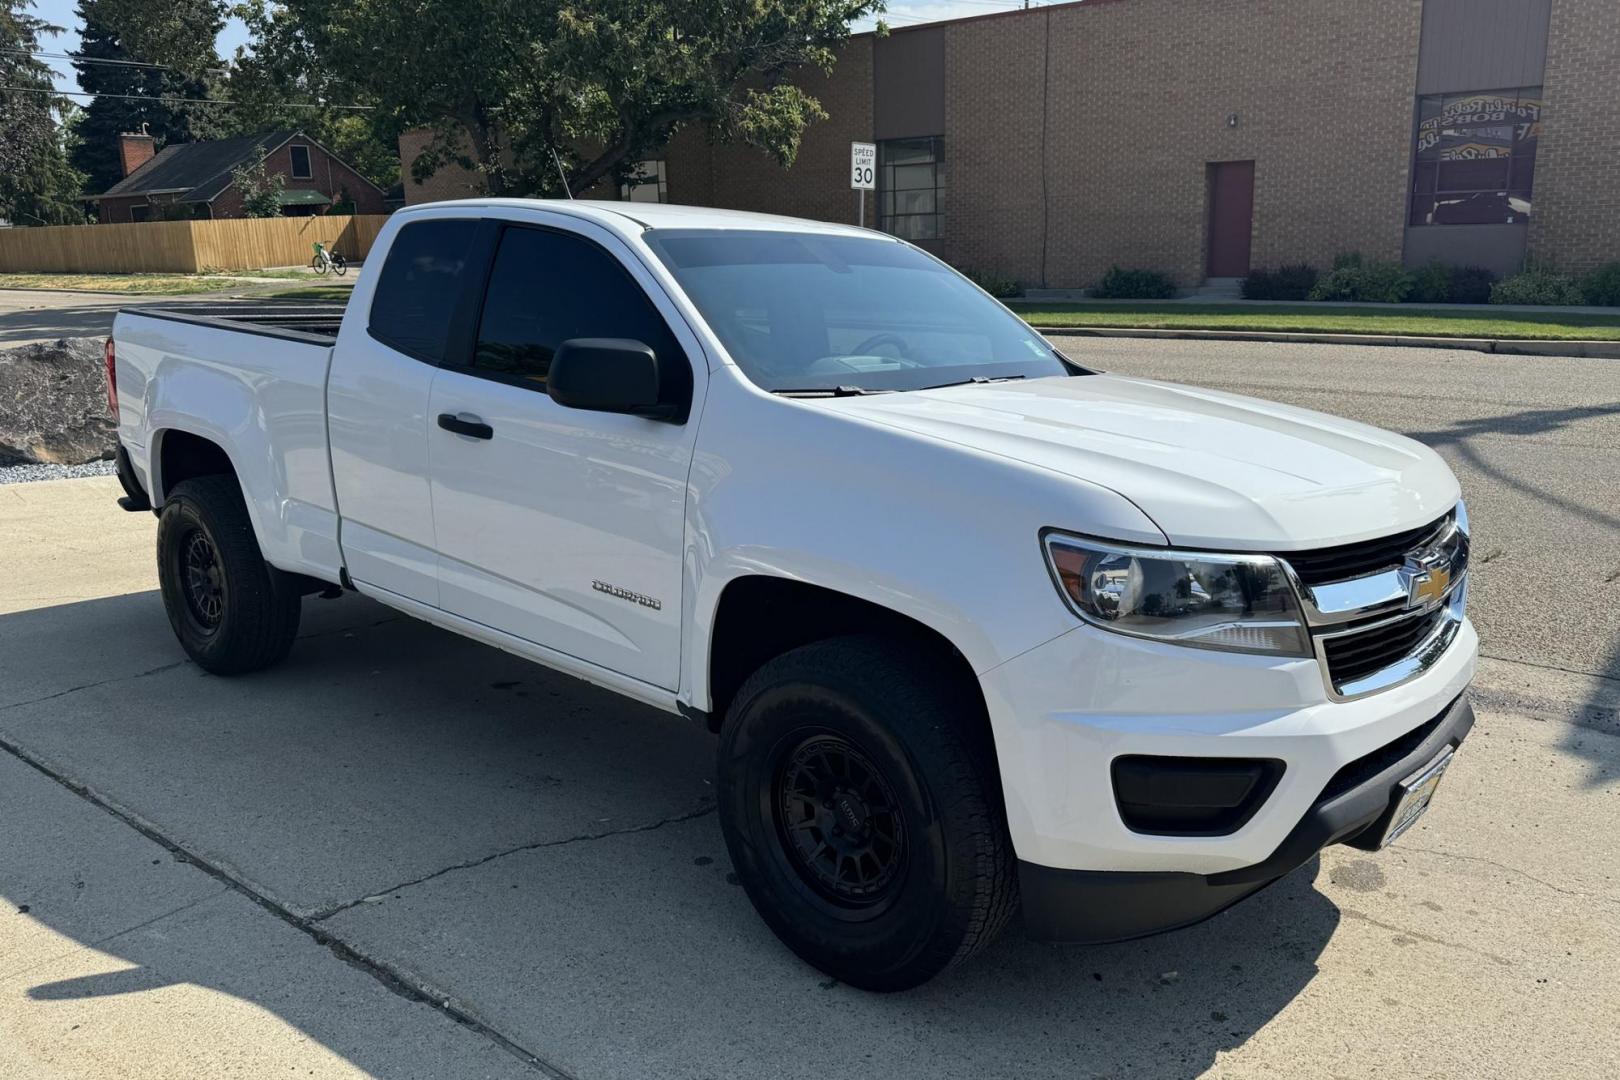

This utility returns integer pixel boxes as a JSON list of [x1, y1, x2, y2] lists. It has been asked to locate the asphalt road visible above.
[[2, 338, 1618, 1079]]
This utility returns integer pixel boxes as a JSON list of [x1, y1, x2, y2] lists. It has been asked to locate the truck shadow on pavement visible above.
[[1406, 400, 1620, 792], [1, 589, 1341, 1080]]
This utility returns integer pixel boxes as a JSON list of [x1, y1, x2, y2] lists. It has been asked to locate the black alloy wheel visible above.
[[178, 527, 226, 634], [774, 733, 907, 909]]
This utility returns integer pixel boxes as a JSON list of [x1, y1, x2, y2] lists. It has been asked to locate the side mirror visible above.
[[547, 338, 676, 420]]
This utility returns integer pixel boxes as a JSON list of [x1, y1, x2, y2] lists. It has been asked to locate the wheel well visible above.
[[705, 577, 985, 732], [156, 430, 235, 502]]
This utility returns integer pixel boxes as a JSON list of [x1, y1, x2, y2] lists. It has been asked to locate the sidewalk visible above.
[[1016, 293, 1620, 316], [1032, 324, 1620, 359]]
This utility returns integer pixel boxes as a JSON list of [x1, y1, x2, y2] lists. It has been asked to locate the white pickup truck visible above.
[[107, 200, 1475, 990]]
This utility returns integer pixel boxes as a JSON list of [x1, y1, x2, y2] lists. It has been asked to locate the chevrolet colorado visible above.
[[107, 200, 1475, 990]]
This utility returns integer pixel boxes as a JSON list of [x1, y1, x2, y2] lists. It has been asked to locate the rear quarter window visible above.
[[368, 219, 479, 363]]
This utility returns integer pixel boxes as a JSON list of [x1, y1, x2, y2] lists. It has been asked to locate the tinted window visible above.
[[289, 144, 312, 178], [471, 226, 687, 398], [368, 219, 478, 363], [644, 230, 1067, 394]]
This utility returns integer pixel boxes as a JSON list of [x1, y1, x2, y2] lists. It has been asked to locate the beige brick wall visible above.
[[399, 128, 489, 205], [1028, 0, 1421, 289], [941, 13, 1049, 285], [665, 1, 1424, 290], [666, 40, 875, 227], [1528, 0, 1620, 272]]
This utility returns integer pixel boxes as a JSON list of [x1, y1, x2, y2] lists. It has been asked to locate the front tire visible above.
[[717, 636, 1017, 991], [156, 476, 302, 675], [310, 255, 328, 276]]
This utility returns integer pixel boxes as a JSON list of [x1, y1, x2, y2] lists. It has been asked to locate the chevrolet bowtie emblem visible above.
[[1409, 564, 1451, 606]]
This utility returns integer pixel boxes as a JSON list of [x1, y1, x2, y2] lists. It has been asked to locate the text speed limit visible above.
[[850, 142, 876, 190]]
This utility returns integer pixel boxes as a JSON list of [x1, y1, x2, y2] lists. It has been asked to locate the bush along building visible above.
[[400, 0, 1619, 296], [92, 130, 389, 224]]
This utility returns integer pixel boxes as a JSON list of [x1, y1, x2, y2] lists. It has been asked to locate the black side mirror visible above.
[[547, 338, 677, 420]]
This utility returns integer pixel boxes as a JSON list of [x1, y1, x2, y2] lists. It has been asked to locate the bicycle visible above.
[[310, 241, 348, 277]]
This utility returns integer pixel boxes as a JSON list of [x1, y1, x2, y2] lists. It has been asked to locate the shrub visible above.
[[1490, 265, 1585, 306], [1242, 264, 1318, 301], [1448, 266, 1498, 304], [1579, 261, 1620, 307], [1407, 261, 1498, 304], [1090, 265, 1177, 300], [1409, 261, 1453, 305], [955, 265, 1024, 299], [1307, 255, 1414, 303]]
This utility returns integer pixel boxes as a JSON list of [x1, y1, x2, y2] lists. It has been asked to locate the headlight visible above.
[[1043, 534, 1311, 656]]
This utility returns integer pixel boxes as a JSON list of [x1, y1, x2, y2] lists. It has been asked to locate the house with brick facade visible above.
[[92, 130, 390, 224], [400, 0, 1620, 291]]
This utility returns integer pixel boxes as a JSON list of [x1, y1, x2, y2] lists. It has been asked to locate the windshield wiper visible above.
[[917, 375, 1027, 391], [771, 385, 891, 398]]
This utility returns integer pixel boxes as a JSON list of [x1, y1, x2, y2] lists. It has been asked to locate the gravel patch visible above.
[[0, 459, 117, 485]]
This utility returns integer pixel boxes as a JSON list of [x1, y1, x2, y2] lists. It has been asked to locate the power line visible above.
[[0, 85, 373, 110], [0, 47, 224, 73]]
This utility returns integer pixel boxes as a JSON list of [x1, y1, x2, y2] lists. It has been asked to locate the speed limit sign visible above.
[[850, 142, 876, 190]]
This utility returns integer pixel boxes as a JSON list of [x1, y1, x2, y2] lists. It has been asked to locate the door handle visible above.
[[437, 413, 494, 440]]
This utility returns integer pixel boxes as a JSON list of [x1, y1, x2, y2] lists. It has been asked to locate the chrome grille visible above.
[[1321, 607, 1447, 689], [1277, 505, 1470, 701], [1281, 512, 1452, 587]]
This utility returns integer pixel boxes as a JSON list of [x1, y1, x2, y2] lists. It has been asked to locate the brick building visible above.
[[400, 0, 1619, 289], [93, 130, 389, 224]]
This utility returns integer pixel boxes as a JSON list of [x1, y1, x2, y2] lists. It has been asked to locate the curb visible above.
[[1029, 325, 1620, 359]]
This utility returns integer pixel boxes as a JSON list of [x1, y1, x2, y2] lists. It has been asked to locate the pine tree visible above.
[[69, 0, 223, 196], [0, 1, 88, 224]]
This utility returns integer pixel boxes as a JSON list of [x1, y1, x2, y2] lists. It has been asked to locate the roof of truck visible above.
[[402, 198, 888, 240]]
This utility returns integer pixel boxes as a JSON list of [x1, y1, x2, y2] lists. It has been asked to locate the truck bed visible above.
[[123, 299, 347, 343], [112, 301, 346, 583]]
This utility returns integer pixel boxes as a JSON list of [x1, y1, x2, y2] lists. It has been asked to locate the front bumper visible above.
[[1017, 691, 1474, 942], [977, 601, 1478, 941]]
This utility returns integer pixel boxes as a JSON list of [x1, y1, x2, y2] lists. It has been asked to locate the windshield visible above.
[[643, 230, 1073, 393]]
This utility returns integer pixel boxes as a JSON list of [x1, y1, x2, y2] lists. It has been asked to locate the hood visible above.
[[832, 374, 1460, 550]]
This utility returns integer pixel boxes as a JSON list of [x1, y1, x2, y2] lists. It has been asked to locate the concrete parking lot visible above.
[[2, 337, 1617, 1078]]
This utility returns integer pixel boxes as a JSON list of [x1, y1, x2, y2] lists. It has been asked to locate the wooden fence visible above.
[[0, 214, 392, 274]]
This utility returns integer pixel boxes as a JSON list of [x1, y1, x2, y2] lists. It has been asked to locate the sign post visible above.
[[850, 141, 876, 228]]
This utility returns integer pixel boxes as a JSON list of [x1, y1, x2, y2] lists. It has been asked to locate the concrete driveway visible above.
[[1, 338, 1617, 1078]]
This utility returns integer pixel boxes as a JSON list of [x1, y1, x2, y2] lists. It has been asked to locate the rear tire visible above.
[[331, 252, 348, 276], [156, 476, 302, 675], [717, 635, 1017, 991]]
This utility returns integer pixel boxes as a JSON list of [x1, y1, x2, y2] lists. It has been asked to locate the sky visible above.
[[30, 0, 1058, 96]]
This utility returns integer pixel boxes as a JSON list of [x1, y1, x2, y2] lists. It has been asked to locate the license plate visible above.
[[1377, 747, 1454, 848]]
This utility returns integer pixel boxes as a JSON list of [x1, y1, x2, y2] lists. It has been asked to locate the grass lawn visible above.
[[0, 270, 309, 295], [1009, 301, 1620, 341]]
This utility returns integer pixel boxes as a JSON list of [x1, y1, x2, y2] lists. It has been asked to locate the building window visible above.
[[129, 204, 151, 223], [1410, 87, 1540, 226], [289, 145, 313, 179], [879, 136, 944, 240], [620, 160, 667, 203]]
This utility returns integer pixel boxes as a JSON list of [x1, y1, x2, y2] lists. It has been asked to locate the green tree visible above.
[[237, 0, 884, 197], [0, 2, 90, 224], [217, 42, 402, 190], [230, 152, 284, 216], [87, 0, 226, 74], [70, 0, 226, 195]]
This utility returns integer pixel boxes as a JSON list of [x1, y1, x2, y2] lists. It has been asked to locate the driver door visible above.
[[426, 217, 703, 690]]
